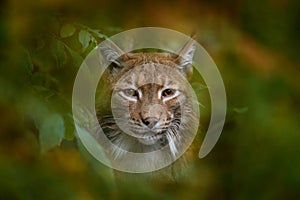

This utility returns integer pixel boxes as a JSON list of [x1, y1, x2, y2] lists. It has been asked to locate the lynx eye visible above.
[[123, 89, 138, 98], [161, 88, 179, 101], [162, 89, 175, 97]]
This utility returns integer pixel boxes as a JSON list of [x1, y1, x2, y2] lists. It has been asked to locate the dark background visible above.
[[1, 0, 300, 199]]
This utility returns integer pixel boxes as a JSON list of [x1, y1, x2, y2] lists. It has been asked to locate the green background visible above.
[[1, 0, 300, 199]]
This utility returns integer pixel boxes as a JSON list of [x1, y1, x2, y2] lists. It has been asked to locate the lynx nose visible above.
[[142, 117, 159, 129]]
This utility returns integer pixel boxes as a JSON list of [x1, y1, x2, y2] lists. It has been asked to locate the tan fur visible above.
[[96, 38, 198, 178]]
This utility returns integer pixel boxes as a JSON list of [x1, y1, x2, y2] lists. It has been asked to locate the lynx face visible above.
[[97, 38, 198, 159]]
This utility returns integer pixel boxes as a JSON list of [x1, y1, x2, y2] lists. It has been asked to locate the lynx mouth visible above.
[[138, 132, 165, 145]]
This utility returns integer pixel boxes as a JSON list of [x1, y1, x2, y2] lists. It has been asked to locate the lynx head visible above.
[[96, 37, 199, 160]]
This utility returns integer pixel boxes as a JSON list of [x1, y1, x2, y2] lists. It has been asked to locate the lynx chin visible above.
[[95, 36, 199, 170]]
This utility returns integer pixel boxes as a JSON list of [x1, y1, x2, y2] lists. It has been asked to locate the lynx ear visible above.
[[98, 40, 131, 81], [98, 39, 129, 67], [174, 35, 197, 79]]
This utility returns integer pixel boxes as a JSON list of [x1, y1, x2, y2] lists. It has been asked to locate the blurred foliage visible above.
[[1, 0, 300, 199]]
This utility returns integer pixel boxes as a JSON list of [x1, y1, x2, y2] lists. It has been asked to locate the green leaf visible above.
[[39, 113, 65, 153], [64, 113, 75, 140], [50, 39, 67, 68], [60, 24, 76, 38], [191, 82, 207, 108], [23, 96, 50, 124], [88, 28, 108, 39], [67, 46, 83, 67], [78, 30, 91, 51], [233, 107, 249, 114], [191, 82, 208, 92], [57, 40, 83, 68]]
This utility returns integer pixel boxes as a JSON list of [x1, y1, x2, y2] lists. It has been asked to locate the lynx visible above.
[[95, 36, 199, 172]]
